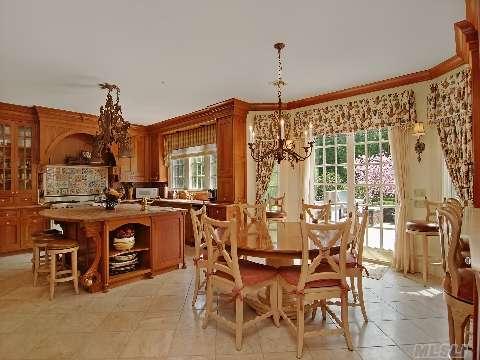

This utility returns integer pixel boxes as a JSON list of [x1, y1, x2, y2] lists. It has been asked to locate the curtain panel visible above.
[[427, 66, 473, 202], [163, 123, 216, 163]]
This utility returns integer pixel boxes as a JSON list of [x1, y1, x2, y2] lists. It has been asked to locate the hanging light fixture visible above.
[[248, 43, 314, 167], [94, 83, 132, 161]]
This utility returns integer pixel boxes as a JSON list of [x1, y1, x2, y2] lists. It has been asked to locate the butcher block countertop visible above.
[[39, 204, 186, 222]]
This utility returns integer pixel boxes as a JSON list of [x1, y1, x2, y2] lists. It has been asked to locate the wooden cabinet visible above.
[[0, 218, 20, 252], [20, 208, 48, 249], [151, 211, 185, 273], [206, 203, 237, 221], [118, 133, 150, 182]]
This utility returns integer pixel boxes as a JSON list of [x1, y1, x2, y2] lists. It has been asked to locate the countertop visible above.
[[153, 198, 210, 205], [39, 204, 186, 222], [462, 207, 480, 271]]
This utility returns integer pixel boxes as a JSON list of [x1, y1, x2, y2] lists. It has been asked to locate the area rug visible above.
[[363, 261, 390, 280]]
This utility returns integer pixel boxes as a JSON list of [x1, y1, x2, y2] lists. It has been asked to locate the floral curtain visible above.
[[427, 66, 473, 202]]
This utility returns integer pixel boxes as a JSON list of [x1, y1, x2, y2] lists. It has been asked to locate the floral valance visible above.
[[253, 89, 416, 139], [164, 123, 216, 156], [426, 66, 471, 124]]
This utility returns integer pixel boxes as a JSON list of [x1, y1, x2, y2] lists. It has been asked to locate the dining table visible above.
[[234, 220, 344, 317]]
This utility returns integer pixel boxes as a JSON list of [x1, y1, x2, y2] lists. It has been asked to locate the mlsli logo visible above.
[[412, 344, 469, 359]]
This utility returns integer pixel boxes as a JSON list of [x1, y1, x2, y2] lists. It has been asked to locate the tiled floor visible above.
[[0, 247, 467, 360]]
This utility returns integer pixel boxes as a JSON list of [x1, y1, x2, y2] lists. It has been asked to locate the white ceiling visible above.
[[0, 0, 465, 125]]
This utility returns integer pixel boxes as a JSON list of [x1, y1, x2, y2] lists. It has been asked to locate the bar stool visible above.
[[405, 197, 442, 284], [47, 239, 79, 300], [32, 230, 63, 286]]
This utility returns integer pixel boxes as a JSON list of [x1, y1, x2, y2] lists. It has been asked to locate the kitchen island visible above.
[[39, 204, 186, 292]]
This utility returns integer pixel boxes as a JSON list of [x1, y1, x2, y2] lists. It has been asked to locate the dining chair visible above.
[[300, 199, 331, 223], [190, 205, 207, 307], [437, 206, 473, 359], [266, 193, 287, 222], [277, 216, 353, 358], [202, 214, 279, 350], [405, 196, 443, 283]]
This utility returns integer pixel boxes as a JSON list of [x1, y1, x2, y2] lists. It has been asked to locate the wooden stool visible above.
[[33, 237, 56, 287], [31, 229, 63, 272], [47, 239, 79, 300]]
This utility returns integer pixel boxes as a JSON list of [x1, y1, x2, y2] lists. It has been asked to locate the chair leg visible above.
[[451, 308, 468, 359], [277, 281, 284, 319], [202, 278, 213, 329], [192, 265, 201, 307], [320, 299, 327, 321], [33, 246, 40, 287], [296, 297, 305, 359], [350, 276, 357, 302], [341, 291, 353, 350], [310, 306, 318, 321], [72, 249, 79, 295], [447, 304, 455, 346], [235, 297, 244, 351], [422, 234, 428, 284], [49, 252, 56, 301], [410, 232, 416, 273], [357, 273, 368, 323], [270, 281, 280, 327], [403, 230, 409, 275]]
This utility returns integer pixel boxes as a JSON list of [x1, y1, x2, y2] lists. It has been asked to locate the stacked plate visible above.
[[109, 252, 138, 275], [112, 235, 135, 251]]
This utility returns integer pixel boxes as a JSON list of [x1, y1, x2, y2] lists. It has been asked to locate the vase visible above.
[[105, 197, 118, 210]]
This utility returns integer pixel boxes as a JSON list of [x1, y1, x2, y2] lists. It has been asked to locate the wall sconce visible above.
[[412, 122, 426, 162]]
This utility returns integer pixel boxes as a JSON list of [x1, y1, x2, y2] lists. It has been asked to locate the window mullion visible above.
[[346, 133, 355, 214]]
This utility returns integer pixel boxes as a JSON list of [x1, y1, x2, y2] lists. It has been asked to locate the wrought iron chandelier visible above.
[[248, 43, 314, 167], [94, 83, 132, 160]]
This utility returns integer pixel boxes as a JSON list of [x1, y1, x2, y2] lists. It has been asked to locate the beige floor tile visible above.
[[24, 332, 85, 359], [119, 329, 175, 358], [136, 311, 181, 331], [375, 319, 436, 345], [116, 295, 154, 312], [0, 331, 49, 359], [357, 345, 410, 360], [97, 311, 143, 332], [0, 313, 31, 333], [125, 282, 163, 297], [215, 354, 263, 360], [256, 321, 298, 353], [262, 351, 313, 360], [14, 313, 67, 335], [79, 331, 131, 359], [168, 327, 216, 357], [84, 294, 123, 313], [148, 294, 187, 312], [309, 349, 361, 360], [411, 317, 450, 343], [216, 326, 262, 355], [56, 311, 110, 333]]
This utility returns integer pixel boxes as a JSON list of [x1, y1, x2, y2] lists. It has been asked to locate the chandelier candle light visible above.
[[248, 43, 314, 167]]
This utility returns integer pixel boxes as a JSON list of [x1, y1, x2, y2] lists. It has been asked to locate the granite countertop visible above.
[[153, 198, 210, 205], [39, 203, 186, 222]]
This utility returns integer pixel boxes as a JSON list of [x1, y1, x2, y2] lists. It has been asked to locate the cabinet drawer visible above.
[[21, 207, 43, 217], [0, 196, 15, 206], [16, 194, 35, 205], [0, 209, 18, 218]]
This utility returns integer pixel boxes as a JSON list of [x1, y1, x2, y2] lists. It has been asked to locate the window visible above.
[[266, 163, 280, 199], [169, 145, 217, 190], [190, 156, 205, 190], [172, 159, 185, 189], [311, 128, 396, 251]]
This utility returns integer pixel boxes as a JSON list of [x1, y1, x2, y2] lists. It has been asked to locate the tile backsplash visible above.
[[44, 166, 108, 196]]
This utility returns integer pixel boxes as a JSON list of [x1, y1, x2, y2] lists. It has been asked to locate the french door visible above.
[[311, 128, 396, 251]]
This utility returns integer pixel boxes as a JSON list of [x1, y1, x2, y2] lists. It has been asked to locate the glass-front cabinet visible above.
[[0, 120, 37, 205]]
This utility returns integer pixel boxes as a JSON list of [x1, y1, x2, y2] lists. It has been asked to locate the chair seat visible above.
[[278, 265, 345, 289], [443, 268, 474, 304], [332, 253, 358, 268], [47, 239, 79, 250], [406, 220, 439, 233], [216, 259, 277, 286], [266, 211, 287, 219]]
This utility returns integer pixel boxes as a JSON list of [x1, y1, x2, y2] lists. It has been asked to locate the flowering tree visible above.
[[355, 153, 395, 203]]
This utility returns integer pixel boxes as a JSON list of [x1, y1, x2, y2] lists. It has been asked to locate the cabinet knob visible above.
[[6, 222, 10, 225]]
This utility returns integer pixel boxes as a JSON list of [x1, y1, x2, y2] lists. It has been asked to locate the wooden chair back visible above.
[[350, 206, 369, 265], [425, 196, 443, 222], [190, 206, 207, 261], [267, 193, 286, 213], [237, 203, 267, 233], [202, 215, 242, 289], [445, 197, 464, 218], [301, 199, 331, 223], [436, 206, 463, 294], [298, 216, 352, 292]]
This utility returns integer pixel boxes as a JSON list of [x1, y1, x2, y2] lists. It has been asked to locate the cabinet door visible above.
[[216, 117, 233, 178], [151, 213, 184, 273], [0, 123, 13, 196], [16, 125, 34, 193], [217, 176, 234, 203], [0, 219, 20, 252], [21, 216, 48, 249]]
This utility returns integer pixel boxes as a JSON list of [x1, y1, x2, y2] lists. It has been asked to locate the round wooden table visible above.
[[235, 221, 342, 316]]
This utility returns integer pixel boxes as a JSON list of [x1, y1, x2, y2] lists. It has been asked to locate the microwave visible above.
[[135, 188, 159, 199]]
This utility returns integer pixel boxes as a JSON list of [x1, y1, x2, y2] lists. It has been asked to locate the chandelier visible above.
[[94, 83, 132, 160], [248, 43, 314, 167]]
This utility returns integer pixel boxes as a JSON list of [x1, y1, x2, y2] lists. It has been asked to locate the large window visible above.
[[169, 145, 217, 191], [311, 128, 396, 251], [266, 163, 280, 199]]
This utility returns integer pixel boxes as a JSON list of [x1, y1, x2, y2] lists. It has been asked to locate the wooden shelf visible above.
[[109, 267, 151, 283], [109, 246, 149, 258]]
